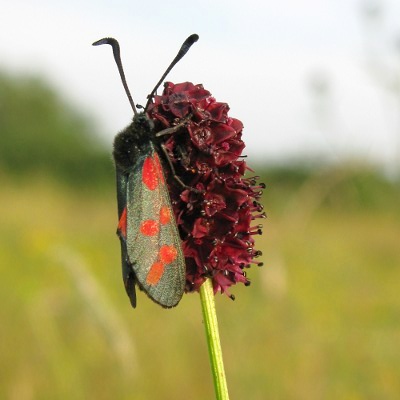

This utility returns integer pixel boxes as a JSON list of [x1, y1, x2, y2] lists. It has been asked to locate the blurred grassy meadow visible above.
[[1, 72, 400, 400]]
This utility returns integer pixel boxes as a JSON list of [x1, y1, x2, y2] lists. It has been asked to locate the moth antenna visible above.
[[92, 37, 138, 116], [144, 34, 199, 111]]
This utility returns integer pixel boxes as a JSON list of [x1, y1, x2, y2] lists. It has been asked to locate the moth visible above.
[[93, 34, 199, 308]]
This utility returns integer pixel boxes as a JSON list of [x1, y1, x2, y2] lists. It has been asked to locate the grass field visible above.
[[1, 166, 399, 399]]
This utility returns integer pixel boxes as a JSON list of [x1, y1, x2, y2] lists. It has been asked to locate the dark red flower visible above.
[[147, 82, 265, 299]]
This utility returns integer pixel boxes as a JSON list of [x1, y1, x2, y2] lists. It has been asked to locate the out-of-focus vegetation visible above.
[[0, 72, 113, 187], [1, 72, 400, 399]]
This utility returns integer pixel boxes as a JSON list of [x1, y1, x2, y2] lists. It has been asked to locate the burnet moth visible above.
[[93, 34, 199, 308]]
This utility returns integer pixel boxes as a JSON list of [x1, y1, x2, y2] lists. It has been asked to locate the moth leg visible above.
[[156, 114, 202, 193], [155, 114, 192, 137], [160, 143, 201, 193]]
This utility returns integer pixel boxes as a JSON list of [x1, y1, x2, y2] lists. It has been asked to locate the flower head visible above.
[[147, 82, 265, 299]]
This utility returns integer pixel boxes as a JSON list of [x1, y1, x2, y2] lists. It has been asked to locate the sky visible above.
[[2, 0, 400, 172]]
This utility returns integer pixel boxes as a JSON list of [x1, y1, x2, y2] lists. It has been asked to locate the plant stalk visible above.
[[199, 279, 230, 400]]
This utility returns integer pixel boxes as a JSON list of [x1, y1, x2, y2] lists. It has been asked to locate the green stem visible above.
[[199, 279, 230, 400]]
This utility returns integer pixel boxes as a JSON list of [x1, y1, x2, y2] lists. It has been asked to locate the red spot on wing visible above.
[[146, 261, 165, 285], [146, 245, 179, 286], [142, 156, 158, 190], [160, 206, 171, 225], [140, 219, 159, 236], [153, 153, 165, 184], [118, 207, 127, 238], [159, 245, 178, 264]]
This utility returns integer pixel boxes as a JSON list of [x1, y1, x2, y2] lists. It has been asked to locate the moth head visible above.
[[133, 113, 155, 133]]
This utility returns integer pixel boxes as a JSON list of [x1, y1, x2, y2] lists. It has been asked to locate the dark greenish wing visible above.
[[116, 167, 137, 308], [126, 148, 186, 308]]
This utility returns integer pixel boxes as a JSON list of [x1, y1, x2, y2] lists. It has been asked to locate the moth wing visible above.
[[116, 167, 137, 308], [126, 150, 185, 308]]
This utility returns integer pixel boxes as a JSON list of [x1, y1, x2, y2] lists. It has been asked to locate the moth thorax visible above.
[[113, 114, 155, 170]]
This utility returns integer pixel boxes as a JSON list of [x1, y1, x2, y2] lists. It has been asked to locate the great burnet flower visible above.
[[147, 82, 265, 299]]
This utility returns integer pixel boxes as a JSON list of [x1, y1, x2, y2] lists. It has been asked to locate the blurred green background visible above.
[[1, 68, 399, 400]]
